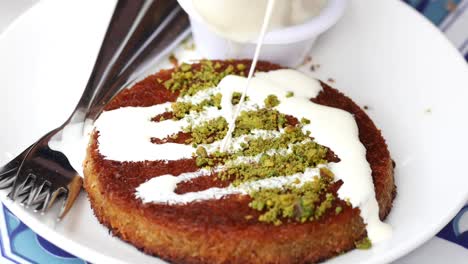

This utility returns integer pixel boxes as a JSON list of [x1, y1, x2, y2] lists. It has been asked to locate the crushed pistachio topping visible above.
[[231, 92, 249, 105], [264, 94, 280, 108], [171, 93, 222, 119], [184, 117, 228, 145], [162, 60, 241, 96], [335, 206, 343, 215], [186, 110, 336, 225], [196, 148, 229, 167], [236, 126, 309, 157], [159, 61, 342, 226], [300, 117, 311, 125], [355, 237, 372, 250], [248, 168, 335, 225], [194, 126, 311, 168], [183, 107, 287, 146], [236, 63, 247, 71], [232, 92, 242, 105], [233, 108, 287, 137], [186, 105, 336, 224], [219, 141, 328, 184]]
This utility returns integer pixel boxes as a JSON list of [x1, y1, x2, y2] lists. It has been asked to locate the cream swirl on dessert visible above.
[[94, 69, 392, 243]]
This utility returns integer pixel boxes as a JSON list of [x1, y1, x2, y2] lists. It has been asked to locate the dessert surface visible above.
[[84, 60, 395, 264]]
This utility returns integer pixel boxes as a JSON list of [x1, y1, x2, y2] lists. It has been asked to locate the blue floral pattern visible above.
[[437, 204, 468, 248], [0, 205, 88, 264], [403, 0, 464, 25], [0, 1, 467, 263]]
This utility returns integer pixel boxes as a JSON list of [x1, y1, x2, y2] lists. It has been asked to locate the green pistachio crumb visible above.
[[194, 126, 313, 170], [264, 94, 280, 108], [231, 92, 242, 105], [300, 117, 311, 125], [335, 206, 343, 215], [184, 117, 228, 145], [225, 64, 234, 74], [233, 108, 287, 137], [236, 126, 309, 157], [231, 92, 249, 105], [163, 60, 244, 96], [196, 146, 208, 158], [187, 107, 290, 151], [196, 150, 229, 167], [180, 62, 191, 72], [162, 61, 340, 227], [212, 93, 222, 109], [171, 93, 223, 119], [171, 101, 194, 119], [236, 63, 246, 71], [355, 237, 372, 250], [219, 141, 328, 183], [248, 169, 335, 224]]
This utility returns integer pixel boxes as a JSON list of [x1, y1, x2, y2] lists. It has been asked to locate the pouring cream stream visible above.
[[221, 0, 276, 151]]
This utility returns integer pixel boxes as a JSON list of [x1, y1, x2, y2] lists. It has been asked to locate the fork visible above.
[[0, 0, 189, 219]]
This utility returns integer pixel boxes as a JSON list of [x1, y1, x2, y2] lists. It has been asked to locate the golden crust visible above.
[[83, 60, 395, 264], [85, 152, 366, 263]]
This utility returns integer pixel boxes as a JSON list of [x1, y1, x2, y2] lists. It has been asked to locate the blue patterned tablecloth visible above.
[[0, 1, 467, 263]]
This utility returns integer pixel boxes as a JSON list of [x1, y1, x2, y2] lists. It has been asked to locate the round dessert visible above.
[[83, 60, 396, 264]]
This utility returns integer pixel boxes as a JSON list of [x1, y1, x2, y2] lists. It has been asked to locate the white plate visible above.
[[1, 0, 468, 263]]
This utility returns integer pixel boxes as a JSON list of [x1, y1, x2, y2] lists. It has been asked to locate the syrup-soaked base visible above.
[[83, 60, 395, 264]]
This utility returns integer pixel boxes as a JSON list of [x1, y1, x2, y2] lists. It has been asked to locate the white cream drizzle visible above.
[[136, 167, 322, 204], [94, 69, 392, 242]]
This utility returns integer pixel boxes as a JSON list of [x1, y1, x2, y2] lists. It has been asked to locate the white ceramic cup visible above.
[[178, 0, 348, 67]]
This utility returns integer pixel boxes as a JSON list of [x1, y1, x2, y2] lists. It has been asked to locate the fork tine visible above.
[[0, 167, 16, 179], [24, 180, 50, 207], [58, 176, 83, 220], [23, 184, 40, 207], [33, 191, 49, 207], [0, 168, 17, 189], [8, 174, 35, 201], [44, 187, 66, 213], [35, 190, 52, 213], [17, 190, 34, 206], [32, 181, 50, 201], [29, 193, 49, 211], [0, 144, 35, 189], [19, 196, 30, 206], [19, 183, 37, 207], [33, 187, 61, 214]]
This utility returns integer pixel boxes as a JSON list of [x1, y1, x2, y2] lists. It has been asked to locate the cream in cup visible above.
[[178, 0, 347, 66]]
